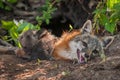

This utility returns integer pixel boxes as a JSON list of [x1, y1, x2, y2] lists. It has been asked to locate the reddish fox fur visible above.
[[52, 30, 81, 60]]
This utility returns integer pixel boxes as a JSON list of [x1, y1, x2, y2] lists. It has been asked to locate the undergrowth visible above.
[[93, 0, 120, 34]]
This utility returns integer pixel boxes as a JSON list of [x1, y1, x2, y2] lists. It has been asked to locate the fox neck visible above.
[[52, 30, 81, 60]]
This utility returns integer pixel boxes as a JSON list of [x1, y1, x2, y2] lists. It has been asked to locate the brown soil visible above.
[[0, 33, 120, 80]]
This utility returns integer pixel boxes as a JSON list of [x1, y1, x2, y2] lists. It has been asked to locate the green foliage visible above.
[[107, 0, 120, 9], [93, 0, 120, 34], [0, 0, 60, 47], [36, 0, 59, 25], [1, 20, 40, 47], [0, 0, 17, 10]]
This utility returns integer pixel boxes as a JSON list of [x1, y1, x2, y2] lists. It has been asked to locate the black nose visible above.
[[85, 54, 89, 58]]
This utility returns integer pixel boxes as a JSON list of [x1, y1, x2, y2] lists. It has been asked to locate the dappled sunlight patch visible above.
[[0, 61, 5, 69], [16, 63, 26, 67], [47, 73, 62, 80], [0, 73, 9, 80], [15, 68, 47, 80]]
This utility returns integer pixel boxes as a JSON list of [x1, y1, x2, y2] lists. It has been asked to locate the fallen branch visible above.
[[0, 39, 13, 47], [14, 10, 38, 16], [0, 46, 16, 54], [0, 39, 16, 54]]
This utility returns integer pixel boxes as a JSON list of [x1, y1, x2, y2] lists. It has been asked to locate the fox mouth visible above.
[[77, 49, 86, 63]]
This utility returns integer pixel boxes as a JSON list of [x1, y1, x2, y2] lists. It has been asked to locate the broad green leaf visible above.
[[17, 22, 29, 32], [10, 27, 18, 39], [1, 20, 15, 30], [29, 23, 35, 29], [22, 26, 30, 32]]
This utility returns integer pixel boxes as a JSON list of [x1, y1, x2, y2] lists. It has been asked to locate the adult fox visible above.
[[52, 20, 114, 63]]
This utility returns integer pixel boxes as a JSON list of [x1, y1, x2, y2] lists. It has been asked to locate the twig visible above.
[[0, 39, 13, 47], [0, 39, 17, 54], [0, 45, 17, 54]]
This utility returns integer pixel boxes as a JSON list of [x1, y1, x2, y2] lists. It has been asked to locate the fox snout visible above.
[[81, 46, 101, 59], [83, 50, 99, 61]]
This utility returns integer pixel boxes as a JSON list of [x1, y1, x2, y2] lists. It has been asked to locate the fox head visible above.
[[71, 20, 114, 63]]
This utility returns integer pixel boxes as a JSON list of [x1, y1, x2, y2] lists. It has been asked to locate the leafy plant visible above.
[[0, 0, 60, 47], [0, 0, 17, 11], [1, 20, 40, 47], [93, 0, 120, 34], [36, 0, 60, 26]]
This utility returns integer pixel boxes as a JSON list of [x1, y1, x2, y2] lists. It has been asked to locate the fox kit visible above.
[[52, 20, 114, 63], [19, 29, 57, 60]]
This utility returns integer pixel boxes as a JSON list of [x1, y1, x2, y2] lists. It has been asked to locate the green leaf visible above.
[[10, 26, 18, 39], [22, 26, 30, 32], [99, 14, 109, 25], [1, 20, 15, 30], [36, 0, 57, 26], [105, 22, 116, 34], [46, 19, 50, 24], [29, 23, 36, 29], [17, 42, 22, 48], [17, 22, 30, 32]]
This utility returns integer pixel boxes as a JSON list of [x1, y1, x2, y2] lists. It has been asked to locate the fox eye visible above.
[[82, 41, 87, 47], [92, 49, 99, 55]]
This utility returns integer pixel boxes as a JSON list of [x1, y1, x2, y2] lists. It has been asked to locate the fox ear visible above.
[[101, 36, 114, 49], [81, 20, 92, 34]]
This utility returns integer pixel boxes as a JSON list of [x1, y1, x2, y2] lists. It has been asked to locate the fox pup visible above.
[[52, 20, 114, 63], [18, 29, 57, 60]]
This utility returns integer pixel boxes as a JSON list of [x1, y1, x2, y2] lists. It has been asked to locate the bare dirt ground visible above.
[[0, 32, 120, 80]]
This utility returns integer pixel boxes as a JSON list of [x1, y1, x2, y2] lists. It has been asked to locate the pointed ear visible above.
[[101, 36, 114, 49], [81, 20, 92, 34]]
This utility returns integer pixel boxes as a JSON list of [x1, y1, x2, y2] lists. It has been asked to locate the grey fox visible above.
[[52, 20, 114, 63]]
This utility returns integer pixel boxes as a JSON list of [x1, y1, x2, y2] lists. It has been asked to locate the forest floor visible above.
[[0, 35, 120, 80], [0, 9, 120, 80], [0, 33, 120, 80]]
